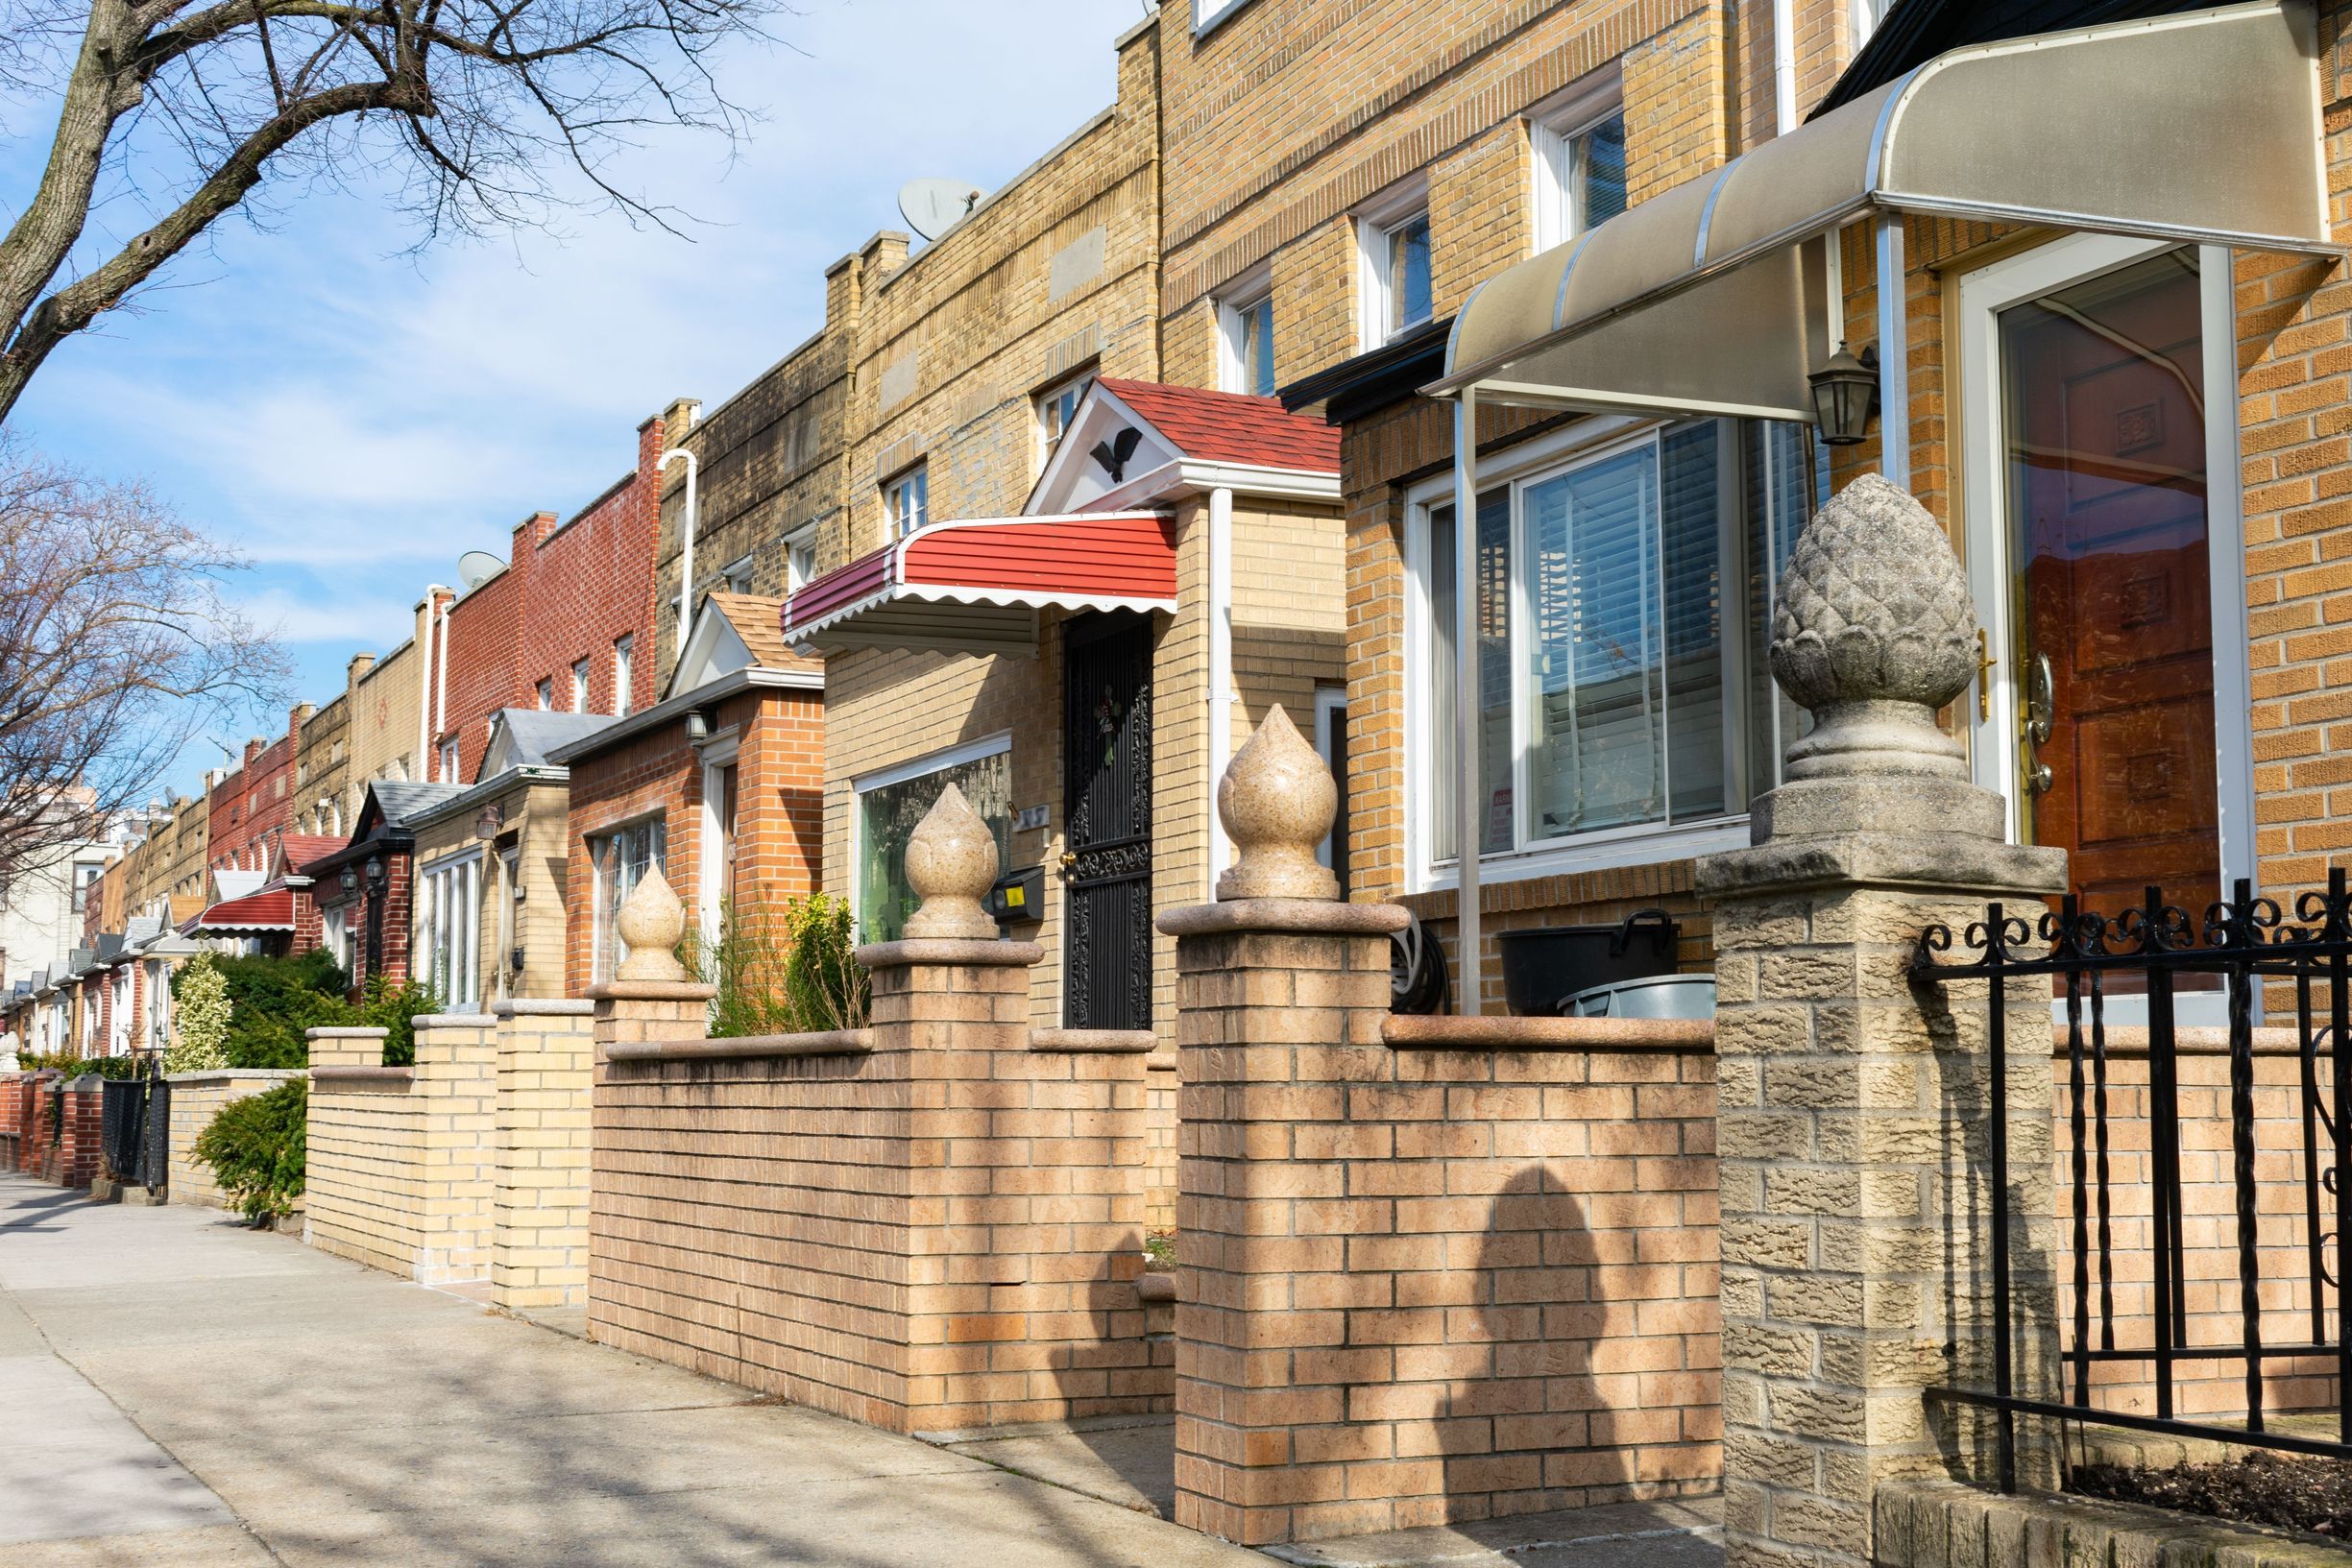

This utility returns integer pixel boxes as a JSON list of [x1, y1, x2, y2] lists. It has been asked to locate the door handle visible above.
[[2023, 651, 2056, 796]]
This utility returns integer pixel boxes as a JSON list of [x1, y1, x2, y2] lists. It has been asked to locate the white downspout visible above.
[[1772, 0, 1799, 135], [663, 448, 699, 668], [432, 588, 451, 779], [1205, 487, 1235, 897], [417, 588, 449, 782]]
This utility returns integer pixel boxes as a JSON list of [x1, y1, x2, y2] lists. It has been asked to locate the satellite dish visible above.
[[457, 550, 504, 591], [898, 178, 986, 243]]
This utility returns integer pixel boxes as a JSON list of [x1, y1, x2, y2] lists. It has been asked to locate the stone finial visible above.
[[902, 783, 1001, 939], [1217, 705, 1340, 902], [1771, 473, 1978, 781], [614, 865, 691, 981]]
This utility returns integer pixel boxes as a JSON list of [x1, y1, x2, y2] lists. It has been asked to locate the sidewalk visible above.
[[0, 1171, 1266, 1567]]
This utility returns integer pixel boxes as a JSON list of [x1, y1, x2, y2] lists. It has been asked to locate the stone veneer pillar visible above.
[[1697, 476, 2065, 1568], [1159, 709, 1409, 1545]]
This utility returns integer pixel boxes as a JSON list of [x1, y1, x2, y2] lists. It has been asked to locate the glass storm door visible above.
[[1994, 247, 2220, 914]]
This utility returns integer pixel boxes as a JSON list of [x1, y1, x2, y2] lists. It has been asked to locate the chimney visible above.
[[512, 510, 558, 565], [348, 651, 376, 685], [290, 702, 315, 736], [243, 736, 263, 768]]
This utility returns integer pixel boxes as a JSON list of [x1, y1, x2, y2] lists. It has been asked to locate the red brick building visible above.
[[206, 712, 304, 880], [428, 406, 690, 787]]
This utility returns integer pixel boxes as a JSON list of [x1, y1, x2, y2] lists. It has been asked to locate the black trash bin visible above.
[[1494, 908, 1680, 1017]]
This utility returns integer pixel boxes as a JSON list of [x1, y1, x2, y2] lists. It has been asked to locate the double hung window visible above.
[[570, 660, 591, 712], [1035, 373, 1093, 468], [613, 637, 635, 717], [785, 525, 818, 595], [1532, 87, 1628, 253], [885, 467, 930, 538], [1418, 420, 1819, 876], [1221, 288, 1276, 398], [590, 818, 667, 982], [1363, 205, 1434, 348]]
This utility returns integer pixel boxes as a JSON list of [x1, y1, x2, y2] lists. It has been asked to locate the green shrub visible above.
[[13, 1049, 141, 1078], [359, 976, 439, 1067], [698, 895, 869, 1038], [188, 950, 352, 1069], [191, 1078, 305, 1223]]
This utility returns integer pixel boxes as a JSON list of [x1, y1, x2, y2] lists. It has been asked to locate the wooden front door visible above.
[[1062, 612, 1152, 1030], [1997, 247, 2219, 913]]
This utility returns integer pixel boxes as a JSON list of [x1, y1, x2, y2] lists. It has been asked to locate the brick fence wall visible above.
[[491, 1000, 596, 1310], [6, 1071, 103, 1188], [167, 1069, 306, 1212]]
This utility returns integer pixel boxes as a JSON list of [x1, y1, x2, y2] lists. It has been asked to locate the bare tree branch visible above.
[[0, 438, 289, 876], [0, 0, 785, 420]]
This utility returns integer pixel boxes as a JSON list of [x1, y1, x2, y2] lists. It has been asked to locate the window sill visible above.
[[1416, 817, 1751, 897]]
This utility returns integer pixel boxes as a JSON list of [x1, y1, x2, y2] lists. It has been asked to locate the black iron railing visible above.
[[1912, 870, 2352, 1490], [96, 1060, 169, 1192]]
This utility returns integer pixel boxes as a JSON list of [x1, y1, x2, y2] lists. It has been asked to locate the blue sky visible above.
[[5, 0, 1139, 799]]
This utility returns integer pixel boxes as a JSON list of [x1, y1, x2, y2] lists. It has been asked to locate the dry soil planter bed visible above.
[[2072, 1454, 2352, 1539]]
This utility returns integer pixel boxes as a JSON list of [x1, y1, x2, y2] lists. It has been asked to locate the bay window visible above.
[[1416, 419, 1819, 878], [419, 853, 482, 1008]]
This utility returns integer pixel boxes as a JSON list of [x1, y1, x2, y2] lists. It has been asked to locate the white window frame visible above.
[[437, 736, 459, 784], [613, 636, 635, 717], [1313, 685, 1346, 877], [588, 814, 668, 984], [1217, 264, 1276, 398], [784, 524, 819, 595], [570, 658, 591, 713], [1035, 371, 1095, 470], [1357, 180, 1434, 352], [1192, 0, 1254, 36], [849, 732, 1011, 942], [1529, 74, 1625, 254], [535, 678, 553, 711], [418, 849, 483, 1010], [1954, 231, 2254, 902], [720, 553, 755, 595], [885, 465, 930, 539], [698, 735, 741, 953], [1403, 415, 1779, 895]]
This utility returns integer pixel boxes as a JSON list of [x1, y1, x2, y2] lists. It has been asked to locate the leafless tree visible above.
[[0, 0, 781, 422], [0, 442, 287, 876]]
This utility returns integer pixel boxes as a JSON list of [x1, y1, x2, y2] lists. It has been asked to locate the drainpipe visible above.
[[662, 448, 699, 667], [1772, 0, 1799, 135], [416, 589, 449, 782], [431, 587, 452, 780], [1205, 487, 1235, 897]]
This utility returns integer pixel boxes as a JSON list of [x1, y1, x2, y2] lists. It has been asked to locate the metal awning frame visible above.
[[1427, 0, 2340, 1015]]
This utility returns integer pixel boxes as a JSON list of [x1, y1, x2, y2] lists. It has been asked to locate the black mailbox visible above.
[[988, 865, 1045, 926]]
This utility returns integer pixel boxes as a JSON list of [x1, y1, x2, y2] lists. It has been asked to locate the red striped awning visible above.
[[783, 512, 1176, 654], [186, 885, 295, 933]]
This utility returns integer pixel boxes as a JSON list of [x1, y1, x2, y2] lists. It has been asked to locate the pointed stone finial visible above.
[[903, 783, 1001, 939], [1770, 473, 1978, 781], [614, 865, 691, 981], [1217, 706, 1340, 902]]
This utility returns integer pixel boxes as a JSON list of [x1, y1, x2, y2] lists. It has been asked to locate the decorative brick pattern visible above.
[[1170, 918, 1719, 1547]]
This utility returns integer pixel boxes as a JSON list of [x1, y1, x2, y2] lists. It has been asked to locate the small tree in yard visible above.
[[163, 950, 230, 1072], [191, 1076, 304, 1223], [0, 0, 784, 421]]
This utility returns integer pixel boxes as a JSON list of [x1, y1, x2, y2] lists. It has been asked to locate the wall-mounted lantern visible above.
[[1807, 342, 1879, 446]]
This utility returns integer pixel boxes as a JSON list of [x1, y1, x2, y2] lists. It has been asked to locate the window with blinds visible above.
[[1421, 419, 1821, 868]]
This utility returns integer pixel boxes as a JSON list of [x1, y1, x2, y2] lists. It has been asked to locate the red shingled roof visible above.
[[279, 835, 347, 877], [1095, 379, 1339, 474]]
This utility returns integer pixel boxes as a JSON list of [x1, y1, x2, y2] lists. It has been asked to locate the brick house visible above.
[[304, 780, 462, 1000], [552, 594, 823, 998]]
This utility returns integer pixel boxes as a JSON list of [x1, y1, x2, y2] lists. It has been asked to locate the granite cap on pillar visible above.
[[1699, 474, 2065, 901]]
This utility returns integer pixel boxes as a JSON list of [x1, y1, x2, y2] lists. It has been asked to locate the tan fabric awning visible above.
[[1433, 0, 2332, 417]]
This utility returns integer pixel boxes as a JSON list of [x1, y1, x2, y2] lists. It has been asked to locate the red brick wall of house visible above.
[[435, 416, 667, 786], [206, 731, 295, 880], [562, 688, 825, 997]]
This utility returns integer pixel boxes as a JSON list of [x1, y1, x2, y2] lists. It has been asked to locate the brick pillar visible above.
[[1696, 477, 2064, 1568], [410, 1013, 498, 1285], [492, 999, 597, 1311], [1160, 708, 1409, 1546]]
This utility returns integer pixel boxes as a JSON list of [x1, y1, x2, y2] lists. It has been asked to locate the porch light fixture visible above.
[[473, 806, 502, 841], [1807, 342, 1879, 446], [364, 856, 385, 887], [338, 867, 358, 895]]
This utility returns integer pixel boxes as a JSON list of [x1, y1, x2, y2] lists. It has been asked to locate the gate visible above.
[[1062, 612, 1152, 1030], [1913, 870, 2352, 1488], [97, 1066, 170, 1192]]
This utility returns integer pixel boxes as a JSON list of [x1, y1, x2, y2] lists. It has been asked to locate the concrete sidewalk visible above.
[[0, 1171, 1267, 1567]]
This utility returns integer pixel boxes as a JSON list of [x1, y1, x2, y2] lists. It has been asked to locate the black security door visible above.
[[1062, 612, 1152, 1030]]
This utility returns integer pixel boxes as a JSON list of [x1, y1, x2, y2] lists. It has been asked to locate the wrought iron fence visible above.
[[1912, 870, 2352, 1490], [96, 1060, 169, 1193]]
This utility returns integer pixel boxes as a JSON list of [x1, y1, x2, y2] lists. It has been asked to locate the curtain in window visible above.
[[594, 821, 667, 981], [857, 752, 1012, 943], [1579, 115, 1628, 230]]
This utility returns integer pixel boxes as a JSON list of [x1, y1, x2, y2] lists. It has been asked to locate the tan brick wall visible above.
[[1172, 920, 1718, 1546], [491, 1000, 596, 1310], [589, 957, 1166, 1435], [411, 778, 572, 1006], [351, 619, 428, 791], [303, 1018, 497, 1286], [166, 1070, 304, 1212]]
